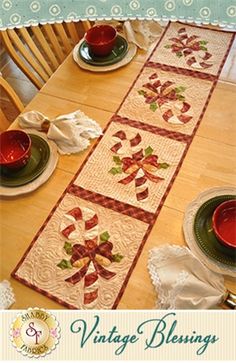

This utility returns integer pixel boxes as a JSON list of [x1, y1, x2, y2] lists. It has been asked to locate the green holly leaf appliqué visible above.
[[177, 94, 185, 101], [109, 167, 123, 175], [175, 86, 186, 101], [145, 146, 154, 157], [112, 253, 124, 262], [64, 242, 73, 255], [113, 156, 122, 165], [158, 162, 170, 169], [176, 51, 183, 58], [150, 102, 158, 112], [100, 231, 110, 243], [138, 90, 146, 96], [199, 40, 208, 45], [57, 259, 72, 270], [175, 86, 186, 93]]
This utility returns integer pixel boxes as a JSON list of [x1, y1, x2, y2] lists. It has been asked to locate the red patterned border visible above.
[[145, 62, 217, 81], [68, 185, 155, 225], [112, 114, 192, 144], [12, 22, 235, 310]]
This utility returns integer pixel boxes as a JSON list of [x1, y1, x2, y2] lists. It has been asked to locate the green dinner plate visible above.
[[194, 195, 236, 267], [0, 134, 50, 187], [79, 35, 128, 66]]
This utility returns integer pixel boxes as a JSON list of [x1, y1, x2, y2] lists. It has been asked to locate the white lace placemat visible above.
[[148, 244, 227, 309]]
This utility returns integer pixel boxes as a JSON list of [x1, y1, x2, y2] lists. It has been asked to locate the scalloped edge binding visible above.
[[1, 17, 235, 31]]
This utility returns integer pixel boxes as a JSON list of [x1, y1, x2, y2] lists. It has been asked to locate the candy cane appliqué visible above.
[[138, 72, 192, 125], [165, 27, 213, 69], [58, 207, 123, 308], [110, 131, 169, 201]]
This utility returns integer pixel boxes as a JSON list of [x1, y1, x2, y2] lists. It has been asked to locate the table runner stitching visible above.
[[11, 22, 235, 309], [145, 62, 217, 81], [111, 115, 192, 143]]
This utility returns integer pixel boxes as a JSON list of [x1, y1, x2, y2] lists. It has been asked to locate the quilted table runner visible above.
[[12, 22, 235, 309]]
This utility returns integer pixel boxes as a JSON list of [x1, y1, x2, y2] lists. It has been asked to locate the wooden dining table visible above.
[[1, 32, 236, 309]]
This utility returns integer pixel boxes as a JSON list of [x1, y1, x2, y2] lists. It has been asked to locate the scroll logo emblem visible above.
[[10, 308, 60, 357]]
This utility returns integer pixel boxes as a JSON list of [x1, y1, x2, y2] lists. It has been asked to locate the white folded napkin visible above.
[[0, 280, 15, 309], [95, 20, 163, 50], [124, 20, 163, 50], [18, 110, 103, 155], [148, 244, 228, 309]]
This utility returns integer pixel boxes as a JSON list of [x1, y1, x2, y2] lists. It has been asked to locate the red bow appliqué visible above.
[[119, 149, 164, 186]]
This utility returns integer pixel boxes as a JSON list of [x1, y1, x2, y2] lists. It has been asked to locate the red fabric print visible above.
[[109, 131, 170, 201], [138, 72, 192, 124], [165, 27, 213, 69], [57, 207, 123, 306]]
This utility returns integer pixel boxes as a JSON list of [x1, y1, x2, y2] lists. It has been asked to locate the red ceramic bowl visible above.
[[85, 25, 117, 57], [212, 200, 236, 249], [0, 129, 31, 170]]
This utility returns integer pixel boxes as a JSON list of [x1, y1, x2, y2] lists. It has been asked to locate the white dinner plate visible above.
[[73, 38, 137, 72], [0, 130, 58, 197]]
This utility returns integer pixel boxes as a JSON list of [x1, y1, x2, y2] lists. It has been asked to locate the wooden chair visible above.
[[0, 76, 24, 130], [0, 21, 91, 89]]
